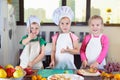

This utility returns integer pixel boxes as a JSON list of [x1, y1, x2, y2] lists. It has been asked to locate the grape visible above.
[[104, 62, 120, 73]]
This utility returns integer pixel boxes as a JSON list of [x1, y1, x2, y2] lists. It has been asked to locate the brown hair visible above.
[[88, 15, 104, 25]]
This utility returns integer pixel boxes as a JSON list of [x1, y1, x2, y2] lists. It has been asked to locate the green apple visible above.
[[13, 70, 24, 78]]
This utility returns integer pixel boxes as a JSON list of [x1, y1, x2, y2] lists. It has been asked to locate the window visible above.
[[67, 0, 86, 22], [91, 0, 120, 25], [13, 0, 120, 26], [24, 0, 61, 23]]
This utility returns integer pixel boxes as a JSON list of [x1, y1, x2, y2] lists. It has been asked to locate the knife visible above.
[[80, 65, 90, 69]]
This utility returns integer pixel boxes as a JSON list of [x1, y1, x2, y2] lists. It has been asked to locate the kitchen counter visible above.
[[23, 75, 102, 80], [22, 69, 102, 80]]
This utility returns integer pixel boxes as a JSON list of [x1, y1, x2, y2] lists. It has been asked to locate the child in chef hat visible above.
[[80, 15, 109, 69], [19, 15, 47, 69], [49, 6, 79, 69]]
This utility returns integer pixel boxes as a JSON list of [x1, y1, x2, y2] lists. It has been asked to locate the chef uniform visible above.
[[86, 34, 106, 69], [20, 36, 46, 69], [52, 6, 77, 69], [55, 33, 76, 69], [19, 16, 46, 69]]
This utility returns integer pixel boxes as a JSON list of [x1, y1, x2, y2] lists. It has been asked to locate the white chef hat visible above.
[[26, 15, 40, 28], [52, 6, 74, 25]]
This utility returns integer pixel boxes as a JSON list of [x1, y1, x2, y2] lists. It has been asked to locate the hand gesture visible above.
[[49, 61, 55, 68], [61, 46, 70, 53], [28, 32, 36, 40], [81, 60, 88, 68], [90, 61, 99, 69], [27, 61, 34, 68]]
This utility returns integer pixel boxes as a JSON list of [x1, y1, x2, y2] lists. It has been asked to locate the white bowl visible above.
[[0, 77, 24, 80], [0, 71, 26, 80]]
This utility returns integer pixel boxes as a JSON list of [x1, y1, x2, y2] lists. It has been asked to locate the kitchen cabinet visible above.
[[0, 0, 19, 66]]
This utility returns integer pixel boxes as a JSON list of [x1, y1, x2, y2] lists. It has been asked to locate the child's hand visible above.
[[49, 61, 55, 68], [81, 60, 88, 68], [61, 48, 66, 53], [61, 46, 70, 53], [90, 62, 99, 69], [28, 33, 37, 39], [27, 61, 34, 68]]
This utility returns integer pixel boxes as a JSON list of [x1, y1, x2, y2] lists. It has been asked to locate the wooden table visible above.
[[22, 69, 102, 80]]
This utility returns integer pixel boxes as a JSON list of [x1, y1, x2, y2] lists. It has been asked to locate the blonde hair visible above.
[[88, 15, 104, 25]]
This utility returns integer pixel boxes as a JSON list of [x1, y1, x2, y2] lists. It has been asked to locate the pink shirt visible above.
[[52, 32, 78, 43], [80, 34, 109, 64]]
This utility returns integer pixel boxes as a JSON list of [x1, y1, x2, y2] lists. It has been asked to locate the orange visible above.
[[36, 75, 42, 80], [114, 74, 120, 79], [41, 77, 47, 80], [32, 75, 37, 80]]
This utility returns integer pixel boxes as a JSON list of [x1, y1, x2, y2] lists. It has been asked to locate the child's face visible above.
[[89, 18, 103, 35], [59, 17, 71, 33], [29, 23, 40, 36]]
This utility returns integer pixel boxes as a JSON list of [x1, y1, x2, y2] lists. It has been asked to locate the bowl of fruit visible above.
[[0, 64, 26, 80]]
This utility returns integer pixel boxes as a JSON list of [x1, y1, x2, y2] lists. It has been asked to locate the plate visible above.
[[47, 74, 84, 80], [77, 69, 101, 76]]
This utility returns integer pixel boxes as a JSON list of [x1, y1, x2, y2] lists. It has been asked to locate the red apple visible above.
[[24, 67, 34, 75], [5, 68, 16, 77], [0, 65, 3, 69]]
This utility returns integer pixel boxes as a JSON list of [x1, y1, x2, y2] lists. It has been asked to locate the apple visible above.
[[0, 65, 3, 69], [5, 68, 16, 78], [13, 69, 24, 78], [15, 66, 23, 70], [24, 67, 34, 75], [5, 64, 14, 69]]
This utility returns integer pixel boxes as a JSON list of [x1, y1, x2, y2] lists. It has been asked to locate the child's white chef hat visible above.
[[26, 15, 40, 28], [52, 6, 74, 25]]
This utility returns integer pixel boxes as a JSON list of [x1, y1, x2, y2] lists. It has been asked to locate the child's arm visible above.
[[96, 35, 109, 64], [28, 45, 45, 67], [49, 41, 56, 68], [22, 33, 36, 45], [80, 35, 89, 62]]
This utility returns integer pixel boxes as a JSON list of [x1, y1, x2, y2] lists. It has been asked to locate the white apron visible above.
[[55, 33, 76, 69], [20, 41, 43, 69], [86, 34, 106, 69]]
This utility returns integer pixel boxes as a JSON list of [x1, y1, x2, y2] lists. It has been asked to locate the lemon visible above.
[[0, 69, 7, 78]]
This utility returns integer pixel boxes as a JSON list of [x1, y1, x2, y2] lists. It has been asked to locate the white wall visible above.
[[17, 26, 120, 63]]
